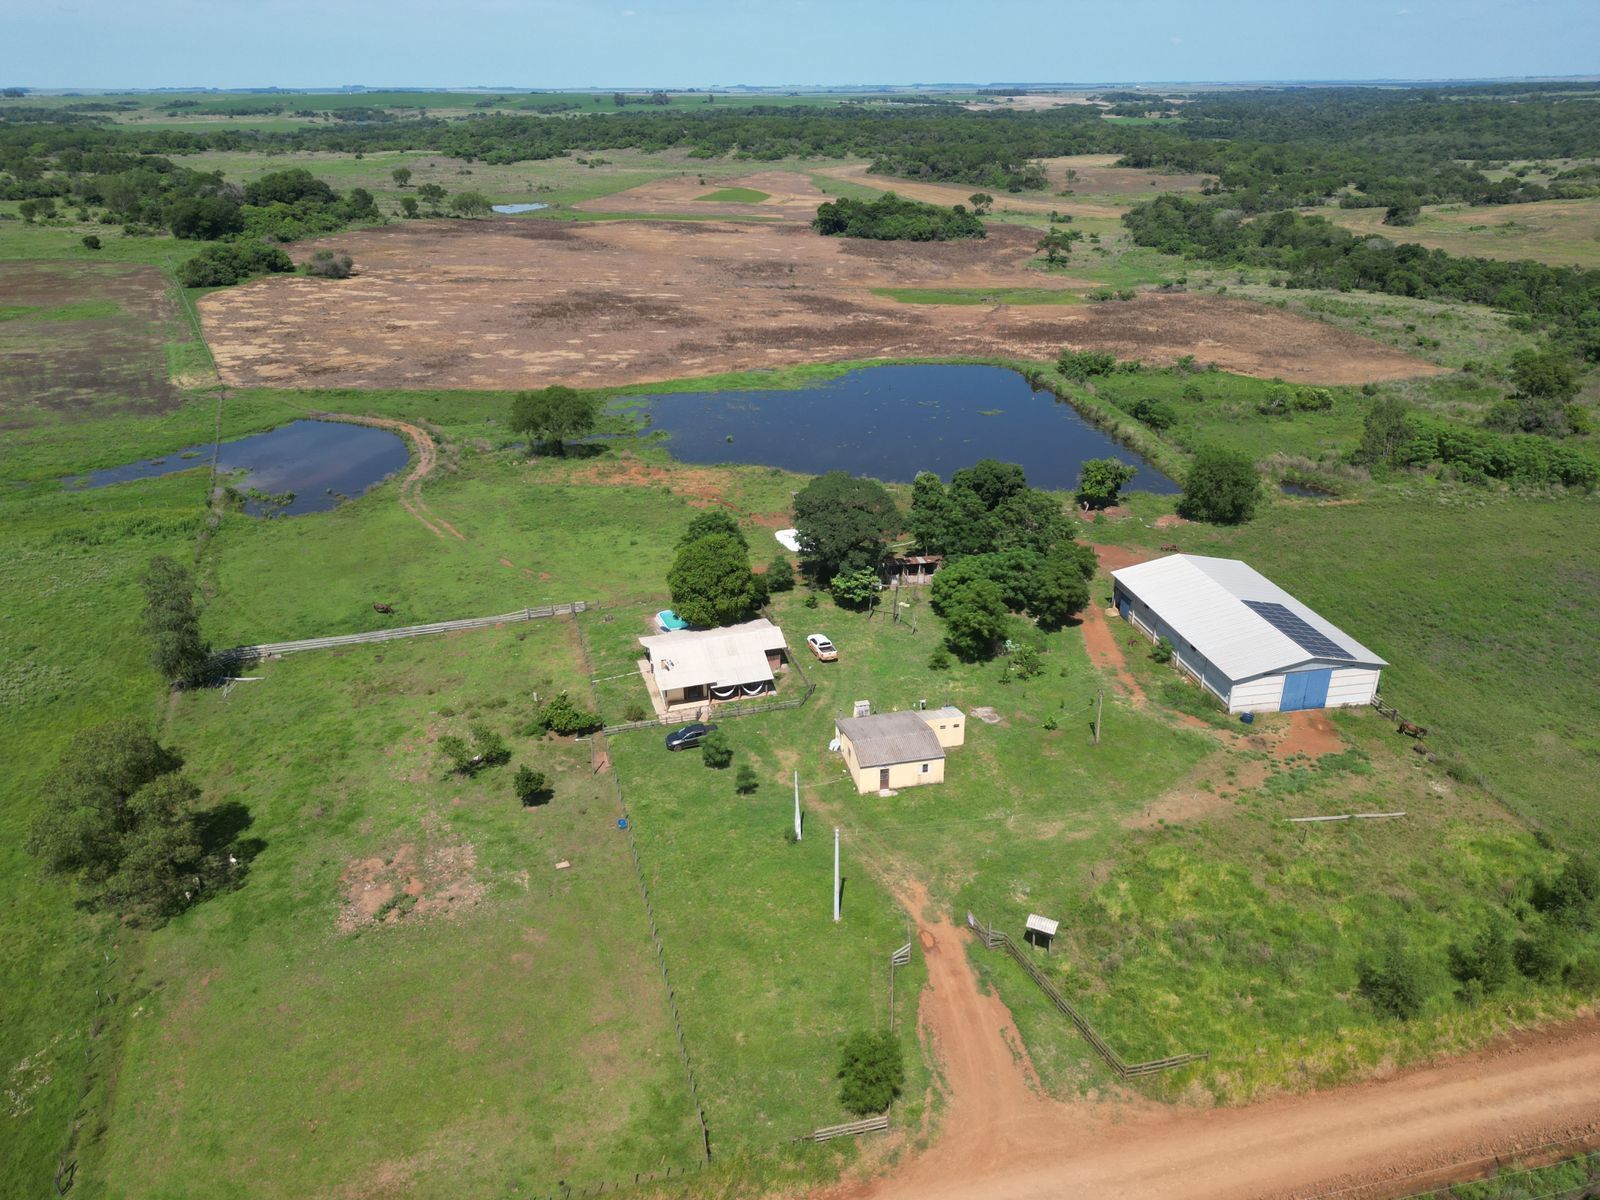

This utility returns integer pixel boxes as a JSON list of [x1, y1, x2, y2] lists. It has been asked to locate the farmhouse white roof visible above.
[[1110, 555, 1386, 681], [639, 618, 787, 692]]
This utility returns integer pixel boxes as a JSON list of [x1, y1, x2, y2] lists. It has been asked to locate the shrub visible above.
[[623, 701, 649, 724], [1533, 855, 1599, 927], [1448, 924, 1515, 996], [1056, 349, 1118, 381], [928, 645, 952, 671], [700, 731, 733, 769], [536, 691, 600, 736], [1357, 935, 1428, 1019], [765, 557, 796, 593], [837, 1031, 904, 1115], [1514, 923, 1571, 982], [176, 241, 293, 288], [1151, 636, 1175, 664], [812, 193, 985, 242], [468, 722, 511, 768], [1182, 383, 1204, 403], [735, 764, 759, 795], [437, 734, 477, 775], [513, 766, 549, 807], [1293, 387, 1334, 412], [304, 249, 354, 279], [81, 234, 101, 250], [1075, 457, 1137, 509], [1010, 643, 1043, 679]]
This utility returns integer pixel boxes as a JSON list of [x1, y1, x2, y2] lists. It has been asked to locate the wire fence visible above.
[[968, 913, 1207, 1079], [571, 616, 714, 1166]]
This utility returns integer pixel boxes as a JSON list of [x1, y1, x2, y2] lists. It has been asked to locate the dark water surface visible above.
[[640, 365, 1178, 493], [74, 419, 409, 516]]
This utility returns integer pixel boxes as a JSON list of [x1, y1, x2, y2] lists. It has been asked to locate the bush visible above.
[[304, 249, 354, 279], [623, 701, 649, 724], [1182, 382, 1204, 402], [1533, 855, 1599, 927], [468, 722, 511, 768], [81, 234, 101, 250], [437, 734, 477, 775], [1514, 923, 1571, 982], [1009, 643, 1043, 679], [1357, 935, 1428, 1019], [837, 1031, 904, 1115], [535, 691, 600, 736], [1179, 447, 1261, 525], [513, 766, 549, 807], [928, 644, 952, 671], [1056, 349, 1118, 381], [1151, 636, 1175, 664], [700, 731, 733, 769], [176, 241, 294, 288], [765, 557, 796, 593], [812, 193, 985, 242], [1293, 387, 1335, 412], [1448, 924, 1515, 996], [735, 764, 759, 795]]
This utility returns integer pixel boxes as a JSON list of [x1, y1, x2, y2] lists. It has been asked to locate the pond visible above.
[[639, 364, 1178, 493], [491, 203, 550, 214], [72, 419, 410, 516]]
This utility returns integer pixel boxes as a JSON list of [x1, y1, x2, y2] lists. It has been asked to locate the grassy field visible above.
[[1319, 198, 1600, 270], [696, 187, 771, 204], [82, 623, 708, 1198]]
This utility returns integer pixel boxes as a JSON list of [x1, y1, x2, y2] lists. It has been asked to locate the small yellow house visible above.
[[835, 707, 966, 795]]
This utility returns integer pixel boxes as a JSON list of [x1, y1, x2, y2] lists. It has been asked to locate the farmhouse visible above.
[[1111, 555, 1386, 714], [638, 618, 789, 715], [835, 706, 965, 794]]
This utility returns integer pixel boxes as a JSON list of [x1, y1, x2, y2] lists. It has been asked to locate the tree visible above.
[[1075, 458, 1137, 510], [1027, 548, 1093, 628], [399, 196, 419, 218], [936, 577, 1008, 661], [469, 722, 511, 768], [968, 192, 994, 215], [534, 691, 600, 736], [508, 385, 601, 455], [734, 764, 759, 795], [668, 533, 764, 627], [165, 195, 244, 240], [1533, 855, 1599, 927], [244, 168, 336, 207], [1382, 202, 1420, 226], [829, 566, 881, 609], [449, 191, 492, 218], [1355, 396, 1414, 468], [700, 730, 733, 769], [416, 182, 447, 213], [82, 234, 101, 250], [140, 555, 210, 685], [391, 166, 412, 188], [438, 735, 477, 775], [1508, 348, 1581, 404], [513, 766, 550, 806], [1036, 227, 1082, 264], [1178, 447, 1260, 525], [837, 1031, 904, 1115], [25, 720, 205, 921], [791, 471, 899, 583], [1357, 934, 1427, 1019], [678, 510, 746, 551]]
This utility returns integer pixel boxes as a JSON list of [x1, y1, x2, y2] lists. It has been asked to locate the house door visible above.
[[1280, 669, 1332, 711], [879, 768, 890, 789], [1115, 589, 1131, 620]]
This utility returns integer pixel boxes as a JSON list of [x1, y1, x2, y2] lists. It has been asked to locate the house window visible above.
[[920, 763, 930, 774]]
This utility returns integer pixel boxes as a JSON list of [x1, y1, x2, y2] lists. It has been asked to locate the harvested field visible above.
[[199, 220, 1442, 391], [573, 168, 828, 219], [0, 262, 185, 426]]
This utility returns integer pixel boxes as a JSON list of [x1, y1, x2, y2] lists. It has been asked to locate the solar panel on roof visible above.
[[1242, 599, 1354, 662]]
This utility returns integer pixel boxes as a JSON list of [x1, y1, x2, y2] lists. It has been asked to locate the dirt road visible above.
[[827, 885, 1600, 1200], [313, 411, 464, 541]]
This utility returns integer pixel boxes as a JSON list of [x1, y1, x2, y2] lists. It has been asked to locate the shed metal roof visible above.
[[639, 618, 787, 692], [1110, 555, 1386, 681], [836, 711, 945, 769], [1026, 913, 1060, 937]]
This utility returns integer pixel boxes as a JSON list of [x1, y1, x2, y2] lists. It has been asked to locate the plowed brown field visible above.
[[199, 218, 1442, 392]]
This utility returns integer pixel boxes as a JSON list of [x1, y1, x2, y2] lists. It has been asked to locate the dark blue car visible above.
[[665, 722, 717, 751]]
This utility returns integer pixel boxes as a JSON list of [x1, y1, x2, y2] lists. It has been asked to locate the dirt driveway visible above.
[[823, 886, 1600, 1200], [199, 219, 1442, 392]]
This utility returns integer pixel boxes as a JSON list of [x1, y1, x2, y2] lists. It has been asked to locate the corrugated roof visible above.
[[1110, 555, 1386, 681], [1026, 913, 1060, 937], [836, 711, 945, 769], [639, 618, 787, 692]]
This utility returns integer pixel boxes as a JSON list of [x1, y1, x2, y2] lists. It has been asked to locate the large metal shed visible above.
[[1110, 555, 1386, 714]]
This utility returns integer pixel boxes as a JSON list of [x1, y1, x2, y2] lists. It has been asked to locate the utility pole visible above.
[[1094, 689, 1104, 745], [833, 827, 841, 922], [892, 575, 901, 623], [794, 771, 802, 841]]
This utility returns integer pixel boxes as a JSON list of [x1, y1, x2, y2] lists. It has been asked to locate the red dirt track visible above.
[[824, 888, 1600, 1200], [198, 219, 1443, 392]]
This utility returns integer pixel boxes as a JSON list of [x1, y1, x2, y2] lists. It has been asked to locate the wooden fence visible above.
[[799, 1114, 890, 1143], [968, 914, 1207, 1079], [211, 602, 588, 666]]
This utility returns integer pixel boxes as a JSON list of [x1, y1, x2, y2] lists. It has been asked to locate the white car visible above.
[[806, 634, 838, 662]]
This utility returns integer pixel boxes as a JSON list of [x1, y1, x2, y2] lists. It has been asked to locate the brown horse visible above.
[[373, 602, 394, 615]]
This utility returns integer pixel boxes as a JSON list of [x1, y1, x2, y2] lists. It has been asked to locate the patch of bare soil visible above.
[[0, 262, 186, 427], [1274, 709, 1347, 760], [337, 841, 484, 934], [198, 220, 1442, 393]]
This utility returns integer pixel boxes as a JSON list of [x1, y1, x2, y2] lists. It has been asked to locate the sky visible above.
[[5, 0, 1598, 90]]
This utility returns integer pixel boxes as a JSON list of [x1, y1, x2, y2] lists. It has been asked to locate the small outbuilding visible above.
[[1024, 913, 1059, 951], [638, 618, 789, 716], [1110, 554, 1386, 714], [835, 707, 965, 795]]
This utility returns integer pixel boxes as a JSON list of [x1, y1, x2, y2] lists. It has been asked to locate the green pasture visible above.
[[696, 187, 772, 203]]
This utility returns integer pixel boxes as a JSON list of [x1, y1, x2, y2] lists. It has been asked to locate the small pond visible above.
[[72, 419, 409, 517], [492, 202, 550, 214], [639, 364, 1178, 493]]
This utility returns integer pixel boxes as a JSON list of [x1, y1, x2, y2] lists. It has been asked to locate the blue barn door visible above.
[[1280, 669, 1332, 711], [1115, 589, 1131, 620]]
